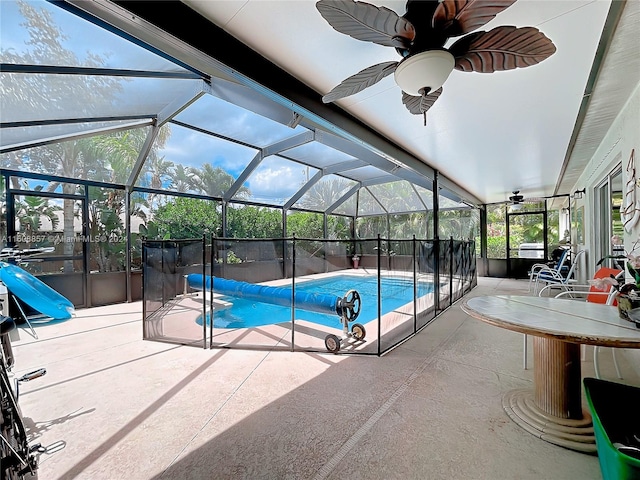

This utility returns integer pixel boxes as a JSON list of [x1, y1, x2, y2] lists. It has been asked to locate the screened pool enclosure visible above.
[[1, 1, 480, 352]]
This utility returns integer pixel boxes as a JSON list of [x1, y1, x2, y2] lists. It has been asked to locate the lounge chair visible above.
[[531, 249, 585, 295], [527, 247, 570, 293]]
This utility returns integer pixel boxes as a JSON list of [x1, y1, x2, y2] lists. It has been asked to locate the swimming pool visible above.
[[198, 274, 434, 329]]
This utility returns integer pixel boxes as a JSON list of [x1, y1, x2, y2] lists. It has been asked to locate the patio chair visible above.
[[527, 267, 624, 379], [531, 249, 585, 295], [527, 247, 570, 293]]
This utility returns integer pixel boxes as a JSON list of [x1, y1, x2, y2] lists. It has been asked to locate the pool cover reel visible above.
[[187, 274, 360, 320], [187, 274, 365, 352]]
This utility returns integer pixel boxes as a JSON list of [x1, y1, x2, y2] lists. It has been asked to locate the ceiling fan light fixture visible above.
[[394, 50, 455, 96], [509, 203, 523, 212]]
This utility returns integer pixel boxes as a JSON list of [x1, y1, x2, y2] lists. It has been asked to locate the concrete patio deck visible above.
[[10, 277, 639, 479]]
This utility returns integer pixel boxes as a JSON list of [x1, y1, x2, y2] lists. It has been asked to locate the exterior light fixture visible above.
[[573, 188, 586, 200], [394, 50, 455, 96]]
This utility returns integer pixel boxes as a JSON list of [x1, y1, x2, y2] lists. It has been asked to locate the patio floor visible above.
[[10, 277, 640, 479]]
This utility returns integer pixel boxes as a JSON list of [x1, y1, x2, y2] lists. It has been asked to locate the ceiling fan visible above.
[[316, 0, 556, 124], [508, 191, 530, 211], [509, 190, 525, 204], [508, 190, 547, 208]]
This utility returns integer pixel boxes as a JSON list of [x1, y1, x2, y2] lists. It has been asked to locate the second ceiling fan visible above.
[[316, 0, 556, 124], [508, 191, 547, 209]]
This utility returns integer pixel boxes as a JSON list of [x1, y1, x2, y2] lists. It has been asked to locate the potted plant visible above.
[[348, 241, 360, 269]]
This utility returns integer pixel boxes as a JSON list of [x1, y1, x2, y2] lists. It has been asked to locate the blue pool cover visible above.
[[187, 274, 342, 317]]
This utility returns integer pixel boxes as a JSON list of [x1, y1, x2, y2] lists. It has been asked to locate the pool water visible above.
[[199, 274, 434, 329]]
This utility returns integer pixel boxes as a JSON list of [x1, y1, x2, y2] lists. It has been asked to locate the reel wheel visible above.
[[324, 334, 341, 353], [351, 323, 366, 341]]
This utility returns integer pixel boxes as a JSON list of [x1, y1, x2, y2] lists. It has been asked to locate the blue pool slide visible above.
[[187, 274, 342, 317], [0, 262, 75, 320]]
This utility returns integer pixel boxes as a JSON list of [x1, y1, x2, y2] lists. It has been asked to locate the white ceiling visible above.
[[179, 0, 639, 205]]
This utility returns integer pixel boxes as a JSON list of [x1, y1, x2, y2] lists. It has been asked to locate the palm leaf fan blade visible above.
[[322, 61, 398, 103], [316, 0, 415, 48], [402, 88, 442, 125], [449, 26, 556, 73], [433, 0, 517, 38]]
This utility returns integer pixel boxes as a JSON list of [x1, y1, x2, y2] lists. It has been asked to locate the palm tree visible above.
[[170, 164, 195, 193], [15, 194, 61, 243], [190, 164, 250, 198], [87, 128, 171, 271], [146, 156, 174, 190], [298, 177, 353, 211], [141, 153, 174, 210]]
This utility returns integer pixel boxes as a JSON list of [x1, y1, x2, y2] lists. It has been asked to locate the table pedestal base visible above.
[[502, 388, 596, 453]]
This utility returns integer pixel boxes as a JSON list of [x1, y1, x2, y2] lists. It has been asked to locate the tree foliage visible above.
[[152, 197, 220, 239], [88, 187, 125, 272], [227, 206, 281, 238], [190, 164, 249, 198], [287, 212, 324, 238]]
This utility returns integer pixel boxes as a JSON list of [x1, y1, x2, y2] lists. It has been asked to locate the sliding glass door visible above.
[[594, 167, 623, 269]]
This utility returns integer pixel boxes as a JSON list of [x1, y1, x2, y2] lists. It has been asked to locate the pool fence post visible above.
[[377, 234, 382, 356], [450, 236, 454, 308], [434, 239, 440, 313], [201, 235, 207, 349], [413, 235, 417, 334], [142, 238, 147, 339], [209, 233, 214, 349], [291, 236, 296, 352]]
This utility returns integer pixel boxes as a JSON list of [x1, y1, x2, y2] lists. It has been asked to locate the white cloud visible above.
[[246, 161, 307, 201]]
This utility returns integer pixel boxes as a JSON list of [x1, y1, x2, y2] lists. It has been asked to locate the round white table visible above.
[[461, 295, 640, 453]]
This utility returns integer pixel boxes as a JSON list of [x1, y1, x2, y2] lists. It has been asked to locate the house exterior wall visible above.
[[574, 81, 640, 376]]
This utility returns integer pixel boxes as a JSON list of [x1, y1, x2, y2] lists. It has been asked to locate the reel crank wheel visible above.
[[340, 289, 361, 322]]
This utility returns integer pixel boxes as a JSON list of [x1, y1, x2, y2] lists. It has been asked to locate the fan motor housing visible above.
[[509, 191, 524, 203], [394, 50, 455, 96]]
